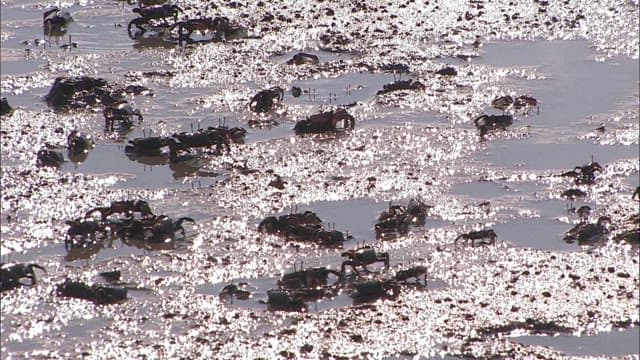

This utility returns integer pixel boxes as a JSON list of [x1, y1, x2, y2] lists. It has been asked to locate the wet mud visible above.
[[1, 0, 639, 359]]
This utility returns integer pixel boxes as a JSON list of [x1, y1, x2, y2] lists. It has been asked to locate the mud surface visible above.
[[1, 0, 639, 359]]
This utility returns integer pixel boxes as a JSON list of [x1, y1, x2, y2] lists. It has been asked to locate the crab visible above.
[[375, 199, 431, 237], [341, 246, 390, 275], [394, 265, 428, 286], [172, 129, 230, 154], [124, 136, 173, 156], [46, 76, 110, 109], [103, 101, 143, 130], [65, 218, 109, 248], [219, 284, 252, 302], [564, 216, 611, 245], [258, 210, 323, 235], [294, 108, 355, 134], [206, 125, 247, 144], [264, 289, 307, 311], [561, 188, 587, 201], [56, 279, 127, 305], [1, 97, 13, 117], [474, 114, 513, 137], [1, 263, 46, 292], [455, 229, 498, 246], [492, 95, 539, 113], [128, 4, 183, 35], [249, 87, 284, 113], [119, 215, 195, 242], [43, 7, 73, 36], [376, 79, 425, 96], [67, 130, 93, 156], [634, 186, 640, 201], [286, 52, 320, 65], [36, 148, 64, 167], [351, 279, 400, 302], [86, 200, 154, 221], [278, 266, 341, 291], [175, 16, 231, 44]]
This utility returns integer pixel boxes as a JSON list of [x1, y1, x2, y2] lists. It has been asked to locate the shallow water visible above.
[[1, 0, 639, 359]]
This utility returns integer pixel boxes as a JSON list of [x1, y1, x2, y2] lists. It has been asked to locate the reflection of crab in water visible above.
[[341, 246, 389, 275], [474, 114, 513, 137], [43, 7, 73, 36], [127, 4, 183, 36], [249, 87, 284, 113], [294, 109, 355, 134], [455, 229, 497, 246], [103, 101, 143, 131], [1, 263, 46, 292]]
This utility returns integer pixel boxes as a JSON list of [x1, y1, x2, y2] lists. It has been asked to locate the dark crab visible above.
[[455, 229, 497, 246], [172, 129, 231, 154], [43, 7, 73, 36], [1, 263, 46, 292], [176, 16, 233, 44], [258, 211, 323, 236], [45, 76, 110, 110], [128, 4, 183, 35], [351, 279, 400, 302], [286, 52, 320, 65], [65, 218, 109, 248], [564, 216, 611, 245], [492, 95, 539, 113], [86, 200, 154, 221], [376, 79, 425, 96], [474, 114, 513, 137], [124, 136, 173, 156], [294, 109, 355, 134], [219, 284, 252, 302], [278, 266, 341, 291], [394, 265, 428, 286], [57, 279, 127, 305], [67, 130, 93, 156], [36, 148, 64, 167], [341, 246, 390, 275], [104, 101, 143, 130], [1, 97, 13, 117], [147, 215, 196, 240], [249, 87, 284, 113], [264, 289, 307, 311]]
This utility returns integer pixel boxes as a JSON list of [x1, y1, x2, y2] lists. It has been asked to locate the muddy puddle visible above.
[[1, 0, 638, 359]]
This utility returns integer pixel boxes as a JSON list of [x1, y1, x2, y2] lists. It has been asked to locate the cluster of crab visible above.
[[126, 3, 247, 45], [65, 199, 196, 252], [222, 247, 429, 312], [124, 124, 246, 167], [374, 199, 432, 239], [2, 263, 128, 305], [45, 76, 148, 130], [249, 84, 356, 134]]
